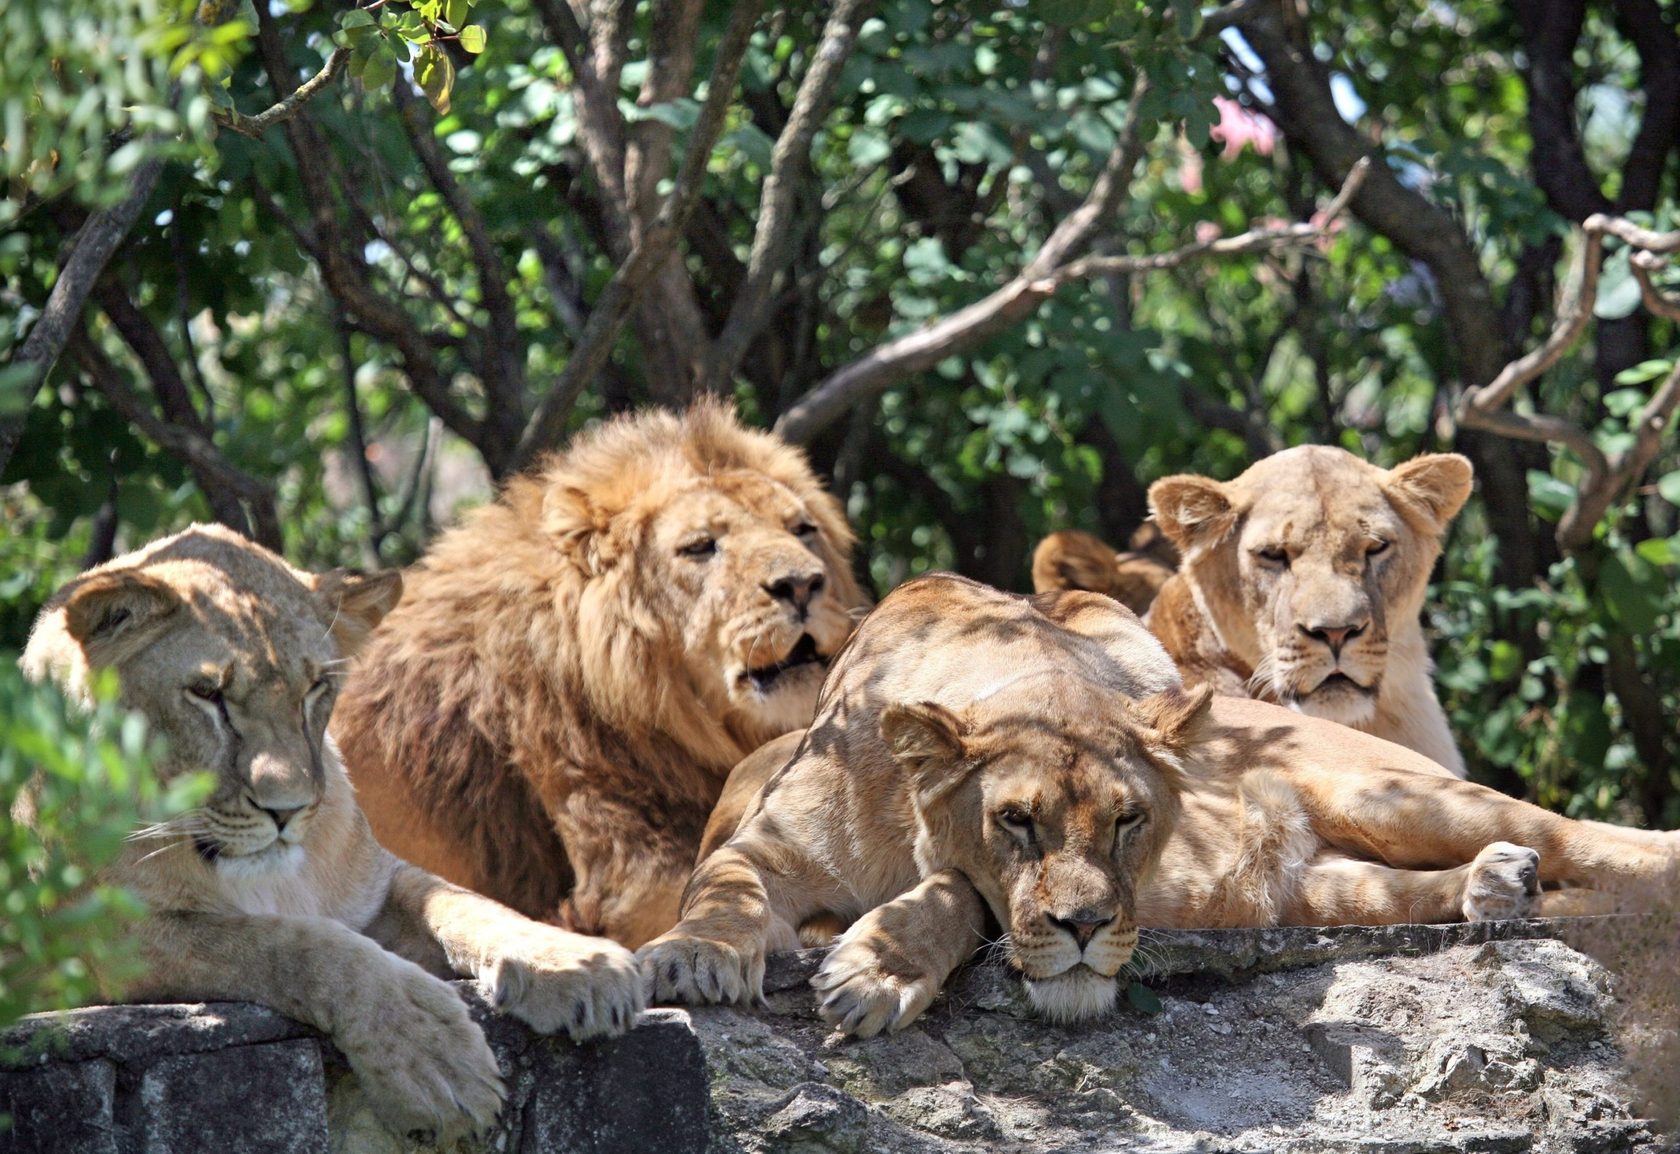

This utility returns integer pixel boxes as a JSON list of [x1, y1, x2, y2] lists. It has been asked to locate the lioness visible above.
[[648, 573, 1676, 1038], [334, 400, 865, 948], [1038, 447, 1472, 774], [21, 526, 645, 1142]]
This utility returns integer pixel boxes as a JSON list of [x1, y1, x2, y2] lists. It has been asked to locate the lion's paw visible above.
[[340, 964, 505, 1143], [1463, 841, 1541, 922], [811, 931, 941, 1039], [637, 932, 761, 1006], [485, 928, 647, 1042]]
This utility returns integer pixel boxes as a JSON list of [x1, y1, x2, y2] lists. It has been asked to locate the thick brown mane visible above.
[[334, 401, 863, 945]]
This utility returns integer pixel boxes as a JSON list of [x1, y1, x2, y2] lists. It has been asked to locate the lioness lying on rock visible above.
[[21, 526, 645, 1142], [644, 573, 1677, 1038]]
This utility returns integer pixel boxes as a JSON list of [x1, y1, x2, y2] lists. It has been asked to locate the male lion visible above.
[[334, 400, 864, 947], [21, 525, 644, 1142], [1037, 446, 1472, 774], [648, 573, 1676, 1038]]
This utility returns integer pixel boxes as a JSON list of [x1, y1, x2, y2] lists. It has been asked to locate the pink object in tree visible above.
[[1210, 96, 1278, 160]]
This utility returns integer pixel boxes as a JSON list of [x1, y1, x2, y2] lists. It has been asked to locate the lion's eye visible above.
[[306, 677, 332, 700], [187, 682, 224, 705], [1115, 810, 1147, 836], [792, 520, 818, 539], [996, 807, 1035, 839], [1255, 547, 1289, 568], [678, 536, 717, 558], [1365, 539, 1391, 558]]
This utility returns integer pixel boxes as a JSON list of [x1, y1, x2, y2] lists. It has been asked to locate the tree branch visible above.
[[212, 47, 351, 138], [73, 330, 283, 550], [704, 0, 873, 391], [511, 0, 766, 470], [773, 144, 1367, 446], [0, 156, 164, 478], [1456, 214, 1680, 552]]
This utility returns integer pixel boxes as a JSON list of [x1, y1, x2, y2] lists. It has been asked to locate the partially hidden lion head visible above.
[[22, 524, 401, 877], [1149, 446, 1471, 726], [525, 399, 864, 756], [878, 676, 1209, 1023]]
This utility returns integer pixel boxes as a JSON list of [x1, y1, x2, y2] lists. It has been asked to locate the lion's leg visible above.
[[366, 860, 645, 1041], [549, 788, 704, 949], [636, 844, 784, 1006], [1292, 764, 1676, 899], [811, 868, 987, 1038], [136, 912, 503, 1143]]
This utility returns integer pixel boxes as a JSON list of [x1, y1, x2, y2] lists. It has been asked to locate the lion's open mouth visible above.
[[745, 634, 825, 694]]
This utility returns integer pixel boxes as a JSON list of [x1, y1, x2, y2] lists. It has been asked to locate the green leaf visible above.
[[1525, 470, 1574, 521], [458, 24, 485, 54], [1125, 981, 1162, 1015], [1634, 537, 1676, 566], [1613, 358, 1673, 386], [848, 126, 891, 168], [1488, 640, 1522, 682], [339, 8, 375, 30], [1599, 550, 1664, 633], [416, 43, 455, 115], [1594, 249, 1642, 321], [359, 43, 397, 93], [444, 0, 469, 30], [1656, 470, 1680, 507]]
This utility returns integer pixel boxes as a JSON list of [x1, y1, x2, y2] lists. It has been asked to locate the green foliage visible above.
[[0, 664, 209, 1032]]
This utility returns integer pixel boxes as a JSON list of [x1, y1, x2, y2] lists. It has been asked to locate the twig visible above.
[[511, 0, 766, 470], [213, 47, 350, 138]]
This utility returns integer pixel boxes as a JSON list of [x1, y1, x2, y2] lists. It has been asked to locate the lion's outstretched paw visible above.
[[340, 964, 505, 1143], [637, 932, 762, 1006], [811, 930, 941, 1039], [1463, 841, 1541, 922], [486, 928, 647, 1042]]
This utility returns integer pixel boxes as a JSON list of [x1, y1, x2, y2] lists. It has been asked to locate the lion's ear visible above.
[[1384, 453, 1473, 533], [1149, 475, 1236, 552], [1128, 683, 1214, 757], [314, 569, 403, 658], [1031, 530, 1120, 595], [59, 571, 183, 668], [542, 485, 617, 574], [880, 701, 971, 803]]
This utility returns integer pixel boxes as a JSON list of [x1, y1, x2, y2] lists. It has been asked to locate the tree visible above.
[[4, 0, 1678, 823]]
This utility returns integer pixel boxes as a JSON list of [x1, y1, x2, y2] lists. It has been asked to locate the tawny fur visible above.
[[20, 525, 645, 1143], [678, 575, 1678, 1037], [334, 401, 865, 947], [1143, 446, 1473, 774], [1031, 523, 1179, 615]]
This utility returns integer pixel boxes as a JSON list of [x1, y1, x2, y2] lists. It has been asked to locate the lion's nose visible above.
[[1301, 620, 1367, 658], [764, 572, 825, 613], [1047, 911, 1114, 947]]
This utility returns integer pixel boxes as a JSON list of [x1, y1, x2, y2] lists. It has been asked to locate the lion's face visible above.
[[882, 681, 1203, 1022], [640, 473, 857, 736], [1151, 447, 1472, 726], [538, 401, 865, 759], [23, 526, 400, 878]]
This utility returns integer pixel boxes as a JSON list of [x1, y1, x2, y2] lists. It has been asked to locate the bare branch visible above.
[[0, 156, 164, 478], [1456, 213, 1680, 552], [705, 0, 873, 390], [531, 0, 632, 254], [773, 154, 1368, 447], [626, 0, 706, 232], [512, 0, 767, 471], [73, 330, 283, 550], [213, 47, 350, 138]]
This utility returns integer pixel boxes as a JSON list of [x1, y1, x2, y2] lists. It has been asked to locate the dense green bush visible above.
[[0, 661, 207, 1032]]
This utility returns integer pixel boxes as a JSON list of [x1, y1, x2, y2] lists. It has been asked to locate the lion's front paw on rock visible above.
[[343, 968, 505, 1143], [487, 930, 648, 1042], [1463, 841, 1541, 922], [812, 937, 940, 1039], [637, 934, 761, 1006]]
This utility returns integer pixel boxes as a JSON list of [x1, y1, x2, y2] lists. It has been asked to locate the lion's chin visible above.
[[211, 841, 306, 879], [1022, 965, 1119, 1024]]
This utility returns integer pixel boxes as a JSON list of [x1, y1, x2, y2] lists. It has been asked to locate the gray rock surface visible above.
[[1, 921, 1672, 1154]]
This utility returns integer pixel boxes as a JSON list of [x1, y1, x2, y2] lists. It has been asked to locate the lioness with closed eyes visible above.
[[21, 525, 644, 1143]]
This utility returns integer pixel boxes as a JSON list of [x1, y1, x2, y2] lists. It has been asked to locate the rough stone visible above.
[[1, 922, 1672, 1154]]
